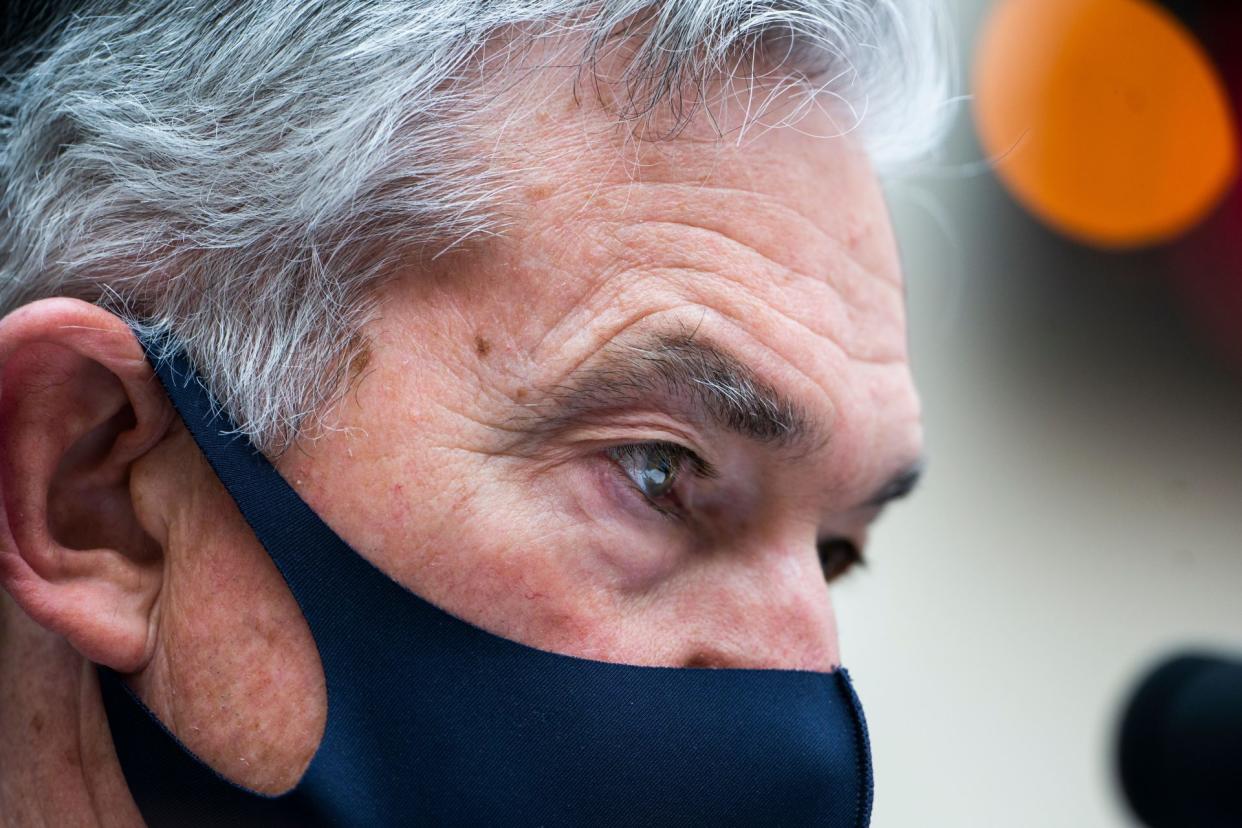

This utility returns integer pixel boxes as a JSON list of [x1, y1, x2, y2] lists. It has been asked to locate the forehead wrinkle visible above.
[[571, 173, 904, 292], [592, 219, 906, 366], [633, 260, 902, 373], [606, 188, 904, 295], [633, 217, 904, 303]]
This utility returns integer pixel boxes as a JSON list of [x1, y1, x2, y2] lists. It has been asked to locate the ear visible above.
[[0, 298, 174, 672]]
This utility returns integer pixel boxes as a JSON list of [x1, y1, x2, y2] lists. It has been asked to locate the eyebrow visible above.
[[863, 461, 924, 509], [512, 329, 923, 507], [519, 331, 821, 451]]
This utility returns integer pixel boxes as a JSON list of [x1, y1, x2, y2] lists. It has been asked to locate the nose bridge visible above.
[[682, 531, 840, 672]]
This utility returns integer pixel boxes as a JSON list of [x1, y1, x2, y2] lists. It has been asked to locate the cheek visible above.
[[367, 459, 684, 651], [396, 471, 643, 657]]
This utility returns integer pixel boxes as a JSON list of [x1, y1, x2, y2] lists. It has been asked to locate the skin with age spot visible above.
[[0, 68, 922, 825]]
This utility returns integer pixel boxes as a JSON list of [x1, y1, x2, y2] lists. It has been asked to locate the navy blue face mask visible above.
[[96, 338, 874, 827]]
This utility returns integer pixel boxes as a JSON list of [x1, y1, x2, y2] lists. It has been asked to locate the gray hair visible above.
[[0, 0, 952, 453]]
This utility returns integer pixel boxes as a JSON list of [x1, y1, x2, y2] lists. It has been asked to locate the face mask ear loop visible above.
[[135, 332, 388, 659]]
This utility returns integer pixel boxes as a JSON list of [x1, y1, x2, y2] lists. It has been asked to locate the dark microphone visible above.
[[1117, 653, 1242, 828]]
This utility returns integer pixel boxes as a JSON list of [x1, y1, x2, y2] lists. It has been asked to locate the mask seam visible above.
[[840, 669, 874, 828]]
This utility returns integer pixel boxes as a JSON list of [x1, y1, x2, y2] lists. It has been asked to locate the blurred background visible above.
[[836, 0, 1242, 825]]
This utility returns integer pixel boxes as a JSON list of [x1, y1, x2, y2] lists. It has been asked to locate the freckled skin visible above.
[[0, 71, 921, 822]]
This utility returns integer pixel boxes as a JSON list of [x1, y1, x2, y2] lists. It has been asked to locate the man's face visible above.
[[261, 96, 923, 673], [0, 73, 925, 803]]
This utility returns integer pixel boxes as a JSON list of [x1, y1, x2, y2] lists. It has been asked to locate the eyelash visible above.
[[816, 538, 865, 583], [604, 440, 714, 519]]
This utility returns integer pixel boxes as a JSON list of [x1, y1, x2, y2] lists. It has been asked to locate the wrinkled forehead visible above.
[[466, 78, 906, 357]]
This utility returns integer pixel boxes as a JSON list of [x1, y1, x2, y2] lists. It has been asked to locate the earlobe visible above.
[[0, 298, 173, 672]]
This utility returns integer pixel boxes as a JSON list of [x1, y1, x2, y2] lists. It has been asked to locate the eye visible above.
[[817, 538, 864, 582], [605, 441, 711, 514]]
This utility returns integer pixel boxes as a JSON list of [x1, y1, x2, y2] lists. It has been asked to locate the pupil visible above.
[[642, 456, 673, 495]]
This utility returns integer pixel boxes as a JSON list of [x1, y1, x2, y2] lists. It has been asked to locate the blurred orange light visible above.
[[973, 0, 1237, 248]]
